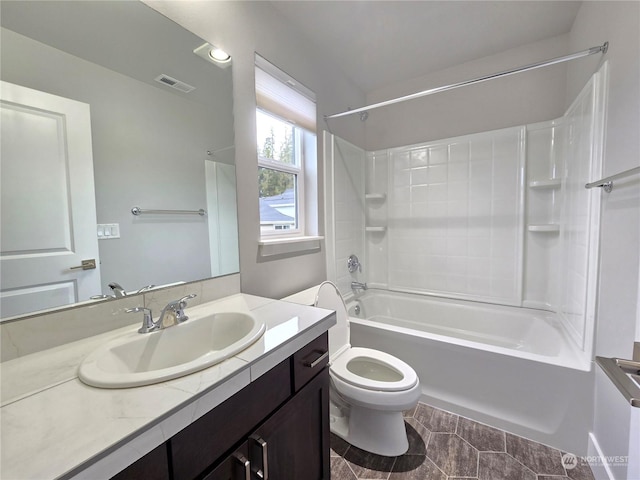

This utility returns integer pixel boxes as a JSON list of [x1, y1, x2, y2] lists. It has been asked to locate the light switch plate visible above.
[[97, 223, 120, 239]]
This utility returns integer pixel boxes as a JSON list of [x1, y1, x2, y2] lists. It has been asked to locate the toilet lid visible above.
[[315, 281, 350, 358], [330, 347, 418, 392]]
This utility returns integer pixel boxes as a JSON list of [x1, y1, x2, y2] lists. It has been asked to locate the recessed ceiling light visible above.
[[194, 42, 232, 69], [209, 48, 231, 63]]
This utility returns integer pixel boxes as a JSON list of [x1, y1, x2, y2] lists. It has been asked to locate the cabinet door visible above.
[[203, 442, 250, 480], [171, 359, 291, 480], [249, 368, 330, 480]]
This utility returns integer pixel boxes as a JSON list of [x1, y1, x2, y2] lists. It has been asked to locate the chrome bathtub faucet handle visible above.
[[347, 254, 362, 273]]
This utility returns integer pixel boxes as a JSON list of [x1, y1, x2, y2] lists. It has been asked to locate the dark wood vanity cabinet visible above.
[[111, 332, 330, 480], [246, 369, 329, 479], [202, 442, 250, 480], [110, 443, 170, 480], [171, 358, 293, 479], [205, 369, 329, 480]]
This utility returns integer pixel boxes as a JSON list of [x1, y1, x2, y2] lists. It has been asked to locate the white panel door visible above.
[[1, 81, 100, 317]]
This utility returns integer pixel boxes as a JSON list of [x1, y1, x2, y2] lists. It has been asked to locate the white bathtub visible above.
[[347, 289, 594, 454]]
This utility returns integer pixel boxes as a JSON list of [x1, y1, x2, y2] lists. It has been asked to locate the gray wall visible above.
[[145, 0, 367, 299], [566, 2, 640, 478], [1, 27, 235, 293], [364, 34, 570, 151]]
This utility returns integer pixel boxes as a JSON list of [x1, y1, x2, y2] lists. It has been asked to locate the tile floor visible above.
[[330, 402, 595, 480]]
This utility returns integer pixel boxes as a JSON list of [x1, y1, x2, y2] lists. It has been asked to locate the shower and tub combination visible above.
[[346, 289, 592, 453], [323, 58, 609, 454]]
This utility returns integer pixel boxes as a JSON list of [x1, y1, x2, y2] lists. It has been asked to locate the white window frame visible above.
[[255, 54, 317, 243], [257, 116, 306, 237]]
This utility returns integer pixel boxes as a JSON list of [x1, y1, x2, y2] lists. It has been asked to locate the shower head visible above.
[[359, 111, 369, 121]]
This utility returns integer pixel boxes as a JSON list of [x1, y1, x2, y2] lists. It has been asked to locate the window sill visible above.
[[258, 235, 323, 257]]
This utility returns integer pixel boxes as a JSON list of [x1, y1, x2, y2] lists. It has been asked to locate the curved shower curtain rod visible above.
[[324, 42, 608, 120]]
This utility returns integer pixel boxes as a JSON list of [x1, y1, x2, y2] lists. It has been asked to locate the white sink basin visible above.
[[78, 312, 265, 388]]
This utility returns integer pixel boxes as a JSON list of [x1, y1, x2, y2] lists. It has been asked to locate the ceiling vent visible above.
[[154, 74, 195, 93]]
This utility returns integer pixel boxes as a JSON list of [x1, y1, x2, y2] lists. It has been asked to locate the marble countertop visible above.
[[0, 293, 335, 480]]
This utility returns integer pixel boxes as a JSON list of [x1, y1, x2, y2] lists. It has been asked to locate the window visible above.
[[257, 109, 302, 234], [255, 55, 317, 239]]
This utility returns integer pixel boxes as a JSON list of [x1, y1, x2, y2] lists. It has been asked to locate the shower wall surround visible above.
[[385, 126, 525, 305], [327, 62, 606, 356], [324, 133, 366, 295], [365, 149, 389, 288], [523, 119, 564, 311], [365, 126, 528, 306], [557, 65, 605, 351]]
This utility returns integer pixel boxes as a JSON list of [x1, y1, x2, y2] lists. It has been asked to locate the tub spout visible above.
[[351, 281, 368, 292]]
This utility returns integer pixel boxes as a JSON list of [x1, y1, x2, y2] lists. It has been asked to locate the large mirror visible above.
[[0, 1, 238, 319]]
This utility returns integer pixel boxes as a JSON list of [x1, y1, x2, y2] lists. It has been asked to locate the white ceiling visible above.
[[270, 1, 582, 93]]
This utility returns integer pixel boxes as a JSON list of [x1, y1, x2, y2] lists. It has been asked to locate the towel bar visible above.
[[585, 166, 640, 193], [131, 207, 206, 216], [596, 356, 640, 407]]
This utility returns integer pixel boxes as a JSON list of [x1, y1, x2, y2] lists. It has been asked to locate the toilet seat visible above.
[[330, 347, 418, 392]]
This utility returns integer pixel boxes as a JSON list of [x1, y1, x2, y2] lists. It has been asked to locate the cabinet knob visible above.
[[249, 435, 268, 480]]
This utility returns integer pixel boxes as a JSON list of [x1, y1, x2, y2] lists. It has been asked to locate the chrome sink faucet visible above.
[[93, 283, 156, 300], [91, 283, 128, 299], [108, 282, 127, 298], [126, 293, 197, 333]]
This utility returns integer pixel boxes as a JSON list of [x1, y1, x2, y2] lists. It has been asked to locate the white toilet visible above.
[[286, 281, 421, 456]]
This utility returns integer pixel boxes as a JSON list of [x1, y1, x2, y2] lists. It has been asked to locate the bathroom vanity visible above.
[[0, 294, 335, 480], [116, 333, 330, 480]]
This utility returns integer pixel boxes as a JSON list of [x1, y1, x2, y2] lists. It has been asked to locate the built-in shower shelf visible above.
[[527, 224, 560, 233], [529, 178, 561, 189], [365, 226, 387, 233], [365, 193, 387, 201]]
